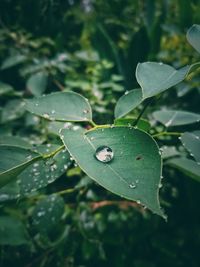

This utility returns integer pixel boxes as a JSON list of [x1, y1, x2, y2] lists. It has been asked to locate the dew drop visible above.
[[95, 146, 114, 163], [129, 182, 136, 189], [43, 113, 50, 119]]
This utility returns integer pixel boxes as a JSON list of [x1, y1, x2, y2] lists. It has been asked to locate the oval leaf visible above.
[[60, 126, 165, 217], [186, 24, 200, 54], [136, 62, 190, 99], [167, 157, 200, 182], [27, 71, 48, 96], [114, 89, 143, 118], [25, 92, 92, 122], [0, 146, 41, 188], [181, 131, 200, 164], [153, 110, 200, 127]]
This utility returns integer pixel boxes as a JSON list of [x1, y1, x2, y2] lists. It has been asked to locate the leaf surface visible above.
[[153, 110, 200, 127], [114, 89, 143, 118], [25, 92, 92, 122], [0, 146, 41, 188], [136, 62, 190, 99], [181, 131, 200, 164]]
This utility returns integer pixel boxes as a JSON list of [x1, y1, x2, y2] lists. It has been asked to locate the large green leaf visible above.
[[136, 62, 190, 99], [60, 126, 165, 217], [114, 89, 143, 118], [0, 216, 29, 245], [153, 110, 200, 127], [24, 92, 92, 122], [0, 146, 41, 188], [167, 157, 200, 182], [181, 131, 200, 164], [186, 24, 200, 54], [27, 71, 48, 96]]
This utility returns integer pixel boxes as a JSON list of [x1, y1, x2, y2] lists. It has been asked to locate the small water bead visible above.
[[129, 182, 136, 189], [95, 146, 114, 163]]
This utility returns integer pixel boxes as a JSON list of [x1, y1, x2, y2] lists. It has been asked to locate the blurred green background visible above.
[[0, 0, 200, 266]]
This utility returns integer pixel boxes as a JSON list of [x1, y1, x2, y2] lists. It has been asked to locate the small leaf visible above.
[[114, 118, 151, 132], [1, 99, 25, 123], [0, 216, 29, 245], [0, 146, 41, 188], [32, 194, 65, 233], [181, 131, 200, 164], [167, 157, 200, 182], [114, 89, 143, 118], [25, 92, 92, 122], [60, 126, 165, 218], [186, 24, 200, 54], [136, 62, 190, 99], [1, 54, 27, 70], [161, 146, 179, 160], [27, 71, 48, 96], [0, 82, 14, 96], [153, 110, 200, 127]]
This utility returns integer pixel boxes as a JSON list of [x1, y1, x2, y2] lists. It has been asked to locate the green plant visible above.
[[1, 25, 199, 222]]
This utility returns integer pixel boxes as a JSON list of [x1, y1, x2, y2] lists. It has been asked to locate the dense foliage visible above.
[[0, 1, 200, 267]]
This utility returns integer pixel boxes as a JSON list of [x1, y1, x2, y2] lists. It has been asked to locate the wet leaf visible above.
[[114, 89, 143, 118], [60, 126, 165, 217], [136, 62, 190, 99], [181, 131, 200, 164], [187, 24, 200, 54], [153, 110, 200, 127], [25, 91, 92, 122]]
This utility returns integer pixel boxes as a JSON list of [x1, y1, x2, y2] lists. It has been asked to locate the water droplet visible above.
[[95, 146, 114, 163], [129, 182, 136, 189], [43, 113, 50, 119], [51, 110, 55, 114], [83, 109, 89, 114]]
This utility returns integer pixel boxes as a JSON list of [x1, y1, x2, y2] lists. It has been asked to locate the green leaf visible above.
[[0, 82, 14, 96], [167, 157, 200, 182], [1, 54, 27, 70], [1, 99, 25, 123], [27, 71, 48, 96], [186, 24, 200, 54], [0, 146, 41, 188], [60, 126, 165, 218], [161, 146, 179, 160], [114, 118, 151, 132], [32, 194, 65, 233], [114, 89, 143, 118], [0, 216, 29, 245], [18, 146, 71, 195], [0, 136, 32, 149], [181, 131, 200, 164], [136, 62, 190, 99], [153, 110, 200, 127], [0, 182, 20, 202], [24, 92, 92, 122]]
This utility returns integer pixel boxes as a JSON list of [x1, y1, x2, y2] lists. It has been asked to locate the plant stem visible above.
[[133, 97, 154, 126], [43, 145, 65, 159], [153, 131, 181, 138], [89, 120, 97, 127]]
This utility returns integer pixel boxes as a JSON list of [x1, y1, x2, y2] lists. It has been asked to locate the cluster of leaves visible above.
[[0, 1, 200, 267]]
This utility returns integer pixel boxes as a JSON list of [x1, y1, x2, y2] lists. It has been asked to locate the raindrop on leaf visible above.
[[95, 146, 114, 163]]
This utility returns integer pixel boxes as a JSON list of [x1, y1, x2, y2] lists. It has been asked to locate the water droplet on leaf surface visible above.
[[95, 146, 114, 163]]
